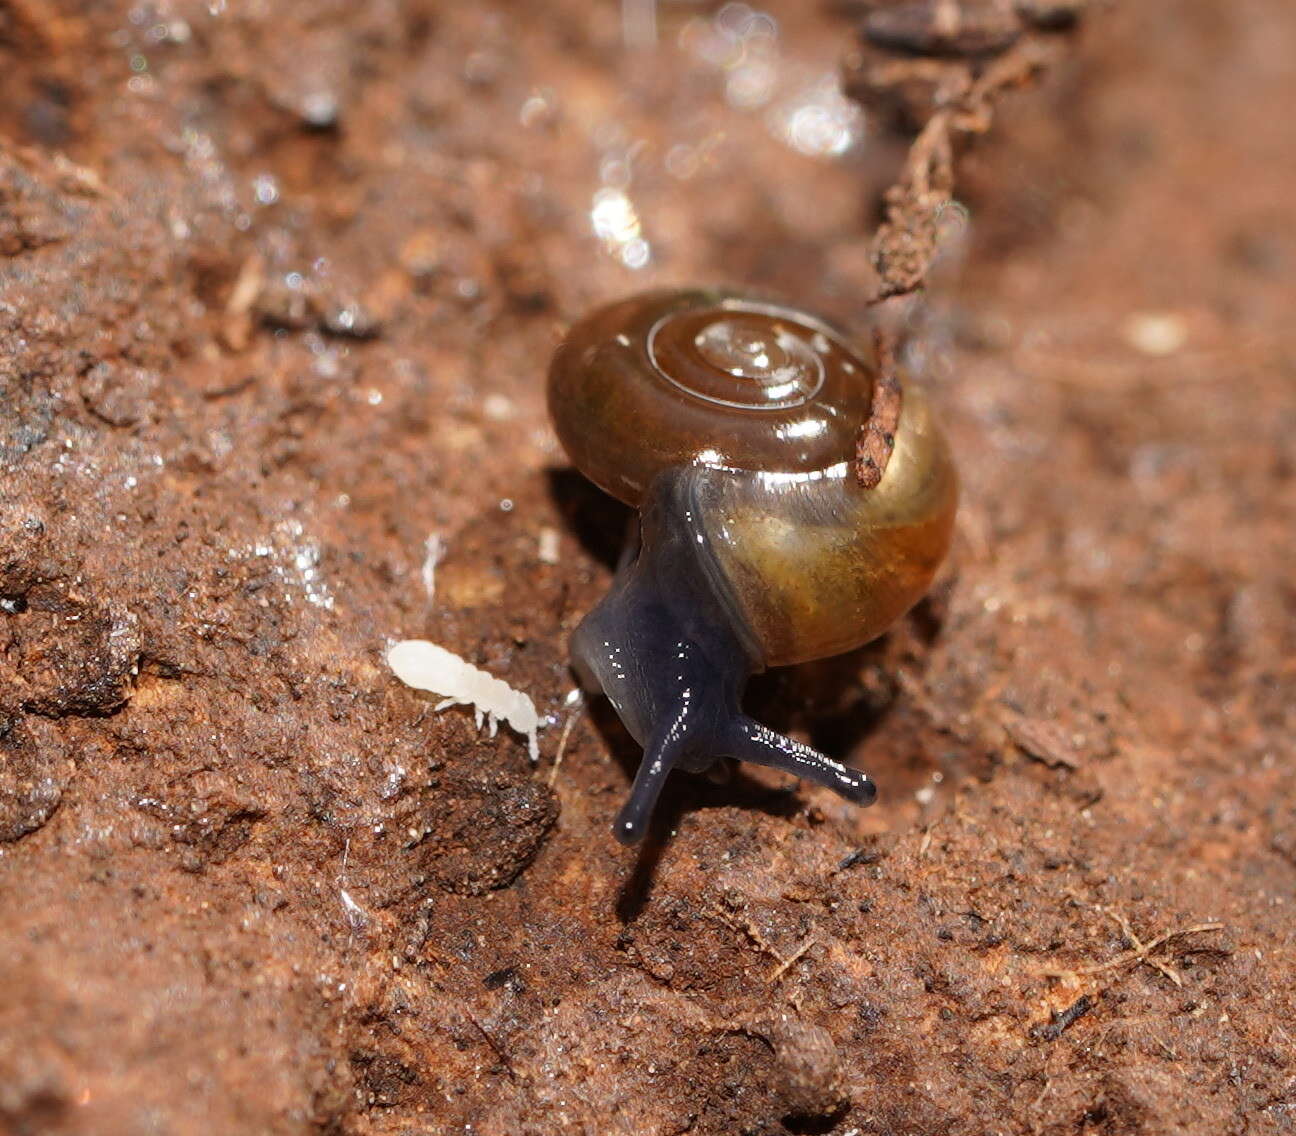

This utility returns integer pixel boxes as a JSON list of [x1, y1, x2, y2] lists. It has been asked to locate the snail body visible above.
[[548, 289, 957, 843]]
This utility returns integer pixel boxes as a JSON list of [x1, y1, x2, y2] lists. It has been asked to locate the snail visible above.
[[548, 289, 957, 844]]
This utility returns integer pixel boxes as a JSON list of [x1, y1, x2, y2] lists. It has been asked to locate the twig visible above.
[[222, 254, 265, 352], [710, 903, 812, 986], [547, 694, 584, 786], [768, 937, 817, 984], [463, 1008, 517, 1081], [1030, 993, 1095, 1040], [855, 328, 904, 487], [1044, 909, 1225, 988], [846, 1, 1091, 302]]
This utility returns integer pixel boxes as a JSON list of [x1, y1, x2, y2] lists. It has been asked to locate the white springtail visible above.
[[386, 639, 539, 764]]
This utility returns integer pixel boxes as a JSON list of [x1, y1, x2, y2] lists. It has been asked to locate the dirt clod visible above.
[[0, 715, 66, 842], [765, 1016, 848, 1121]]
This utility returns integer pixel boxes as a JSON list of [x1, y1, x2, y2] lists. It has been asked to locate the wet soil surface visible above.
[[1, 2, 1294, 1134]]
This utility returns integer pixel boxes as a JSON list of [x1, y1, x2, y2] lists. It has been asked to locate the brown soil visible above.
[[1, 2, 1293, 1134]]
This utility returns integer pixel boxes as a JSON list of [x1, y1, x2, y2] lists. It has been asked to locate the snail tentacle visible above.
[[613, 729, 684, 846], [721, 716, 878, 806]]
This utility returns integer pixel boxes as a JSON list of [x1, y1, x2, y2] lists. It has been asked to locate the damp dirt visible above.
[[1, 2, 1293, 1134]]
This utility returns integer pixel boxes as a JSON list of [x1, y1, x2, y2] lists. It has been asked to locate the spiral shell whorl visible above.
[[548, 290, 873, 506], [648, 302, 829, 411]]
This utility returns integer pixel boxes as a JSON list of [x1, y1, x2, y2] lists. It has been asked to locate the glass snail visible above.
[[547, 288, 957, 844]]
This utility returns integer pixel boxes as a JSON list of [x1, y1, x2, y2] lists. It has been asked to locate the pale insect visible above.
[[386, 639, 539, 763]]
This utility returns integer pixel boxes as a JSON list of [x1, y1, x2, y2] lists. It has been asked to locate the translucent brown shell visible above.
[[549, 289, 875, 505], [548, 288, 957, 842], [549, 288, 958, 666]]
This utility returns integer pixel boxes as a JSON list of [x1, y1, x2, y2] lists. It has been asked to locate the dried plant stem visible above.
[[1044, 908, 1226, 988], [848, 2, 1093, 301]]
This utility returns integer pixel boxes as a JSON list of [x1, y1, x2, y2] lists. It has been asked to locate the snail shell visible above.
[[548, 288, 957, 842]]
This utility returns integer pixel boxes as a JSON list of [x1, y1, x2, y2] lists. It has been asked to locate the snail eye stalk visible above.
[[720, 717, 878, 807]]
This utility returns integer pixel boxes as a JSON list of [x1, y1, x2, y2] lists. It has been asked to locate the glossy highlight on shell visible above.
[[549, 290, 873, 504], [548, 288, 958, 843], [649, 300, 831, 409]]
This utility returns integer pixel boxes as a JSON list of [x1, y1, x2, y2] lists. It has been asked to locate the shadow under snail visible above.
[[547, 288, 957, 844]]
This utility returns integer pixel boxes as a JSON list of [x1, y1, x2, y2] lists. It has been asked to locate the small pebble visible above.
[[483, 394, 515, 421], [1122, 312, 1187, 356]]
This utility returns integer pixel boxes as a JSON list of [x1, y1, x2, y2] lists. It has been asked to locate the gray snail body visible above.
[[548, 289, 957, 843]]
